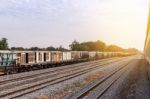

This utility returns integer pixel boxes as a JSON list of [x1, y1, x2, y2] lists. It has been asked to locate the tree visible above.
[[69, 40, 80, 51], [11, 47, 25, 50], [69, 40, 106, 51], [46, 46, 56, 51], [125, 48, 140, 54], [56, 45, 68, 51], [29, 47, 41, 51], [0, 38, 9, 50], [105, 45, 124, 52]]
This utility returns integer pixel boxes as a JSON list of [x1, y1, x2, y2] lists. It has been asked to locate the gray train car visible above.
[[0, 51, 17, 74], [71, 51, 81, 61], [0, 51, 16, 66], [80, 51, 89, 60]]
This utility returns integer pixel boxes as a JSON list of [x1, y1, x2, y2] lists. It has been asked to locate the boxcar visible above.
[[51, 51, 63, 63], [103, 52, 108, 58], [35, 51, 51, 64], [63, 52, 71, 62], [0, 51, 16, 74], [71, 51, 81, 61], [80, 51, 89, 60], [89, 51, 96, 60], [96, 52, 103, 59], [36, 51, 43, 63], [0, 51, 16, 66], [16, 51, 36, 65]]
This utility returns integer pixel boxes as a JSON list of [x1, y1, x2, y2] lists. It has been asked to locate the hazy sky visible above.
[[0, 0, 149, 50]]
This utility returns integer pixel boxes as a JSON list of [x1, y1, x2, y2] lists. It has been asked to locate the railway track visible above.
[[0, 59, 119, 92], [63, 57, 137, 99], [0, 57, 133, 99], [0, 57, 120, 82], [0, 57, 121, 85]]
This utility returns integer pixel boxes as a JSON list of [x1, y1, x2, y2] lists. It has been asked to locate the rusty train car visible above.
[[0, 50, 131, 74]]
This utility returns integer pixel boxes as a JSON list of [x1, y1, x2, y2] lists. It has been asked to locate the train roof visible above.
[[0, 50, 16, 53]]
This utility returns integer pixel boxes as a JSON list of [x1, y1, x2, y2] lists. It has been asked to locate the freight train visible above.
[[0, 50, 133, 74]]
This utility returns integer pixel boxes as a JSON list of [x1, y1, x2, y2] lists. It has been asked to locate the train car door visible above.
[[35, 52, 37, 63], [26, 53, 28, 64]]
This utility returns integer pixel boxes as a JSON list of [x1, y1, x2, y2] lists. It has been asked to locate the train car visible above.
[[36, 51, 43, 63], [95, 52, 103, 59], [71, 51, 81, 61], [43, 51, 51, 62], [108, 52, 113, 58], [16, 51, 36, 65], [103, 52, 109, 58], [63, 52, 71, 62], [0, 50, 17, 74], [51, 51, 63, 63], [80, 51, 89, 60], [89, 51, 96, 60], [35, 51, 51, 63]]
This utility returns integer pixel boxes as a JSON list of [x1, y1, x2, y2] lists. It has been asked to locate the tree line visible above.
[[69, 40, 139, 53], [0, 38, 68, 51], [11, 46, 68, 51], [0, 38, 139, 53]]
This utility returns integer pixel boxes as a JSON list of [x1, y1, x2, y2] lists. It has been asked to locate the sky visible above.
[[0, 0, 149, 51]]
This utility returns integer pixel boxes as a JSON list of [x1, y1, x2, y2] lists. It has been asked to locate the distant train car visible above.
[[89, 51, 96, 60], [71, 51, 81, 61], [36, 51, 43, 63], [96, 52, 103, 59], [80, 51, 89, 60], [108, 52, 113, 58], [103, 52, 109, 58], [16, 51, 36, 65], [63, 52, 71, 62], [35, 51, 51, 63], [51, 51, 63, 63], [0, 51, 16, 66], [0, 51, 16, 74]]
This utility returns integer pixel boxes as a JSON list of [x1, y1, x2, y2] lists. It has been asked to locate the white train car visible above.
[[89, 51, 96, 60], [63, 52, 71, 62], [35, 51, 51, 63]]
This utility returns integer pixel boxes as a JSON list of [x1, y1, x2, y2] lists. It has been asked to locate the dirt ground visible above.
[[118, 59, 150, 99]]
